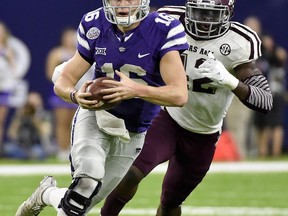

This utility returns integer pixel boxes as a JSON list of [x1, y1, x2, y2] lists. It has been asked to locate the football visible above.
[[86, 77, 120, 110]]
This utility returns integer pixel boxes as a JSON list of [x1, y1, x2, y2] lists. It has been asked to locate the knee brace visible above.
[[59, 177, 102, 216]]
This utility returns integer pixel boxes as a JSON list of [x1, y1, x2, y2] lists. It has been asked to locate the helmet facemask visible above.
[[185, 0, 233, 39], [103, 0, 150, 27]]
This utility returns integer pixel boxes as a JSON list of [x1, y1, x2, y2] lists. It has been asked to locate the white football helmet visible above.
[[185, 0, 235, 39], [102, 0, 150, 26]]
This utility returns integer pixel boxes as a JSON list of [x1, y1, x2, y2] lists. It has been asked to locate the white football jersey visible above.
[[161, 6, 261, 134]]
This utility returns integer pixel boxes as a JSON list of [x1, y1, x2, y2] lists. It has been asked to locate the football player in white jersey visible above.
[[15, 0, 189, 216], [101, 0, 273, 215]]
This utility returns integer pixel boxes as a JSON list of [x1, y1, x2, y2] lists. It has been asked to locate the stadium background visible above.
[[0, 0, 288, 151]]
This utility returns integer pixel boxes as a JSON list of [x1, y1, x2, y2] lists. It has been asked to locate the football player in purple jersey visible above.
[[15, 0, 189, 216], [100, 0, 273, 216]]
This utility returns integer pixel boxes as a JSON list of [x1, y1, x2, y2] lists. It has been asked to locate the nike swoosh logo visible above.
[[138, 53, 150, 58]]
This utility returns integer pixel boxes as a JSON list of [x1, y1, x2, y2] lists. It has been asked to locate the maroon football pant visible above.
[[133, 109, 219, 208]]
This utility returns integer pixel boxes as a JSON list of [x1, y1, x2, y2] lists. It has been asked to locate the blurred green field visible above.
[[1, 169, 288, 216]]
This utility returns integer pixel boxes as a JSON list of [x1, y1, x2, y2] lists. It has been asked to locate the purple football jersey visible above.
[[77, 8, 188, 132]]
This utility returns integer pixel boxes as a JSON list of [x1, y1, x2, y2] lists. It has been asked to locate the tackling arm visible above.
[[198, 54, 273, 113]]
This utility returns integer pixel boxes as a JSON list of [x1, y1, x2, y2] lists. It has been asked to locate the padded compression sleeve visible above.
[[242, 74, 273, 113]]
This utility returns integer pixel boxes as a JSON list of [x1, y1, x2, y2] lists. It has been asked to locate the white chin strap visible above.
[[116, 15, 137, 26]]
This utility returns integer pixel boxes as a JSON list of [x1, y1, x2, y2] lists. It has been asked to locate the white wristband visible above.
[[225, 74, 239, 90]]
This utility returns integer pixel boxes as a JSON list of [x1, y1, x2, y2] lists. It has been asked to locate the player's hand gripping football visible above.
[[73, 70, 140, 110], [73, 80, 99, 110], [100, 70, 140, 103], [198, 52, 239, 90]]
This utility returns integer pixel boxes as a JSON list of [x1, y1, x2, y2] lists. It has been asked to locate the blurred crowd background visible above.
[[0, 0, 287, 161]]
